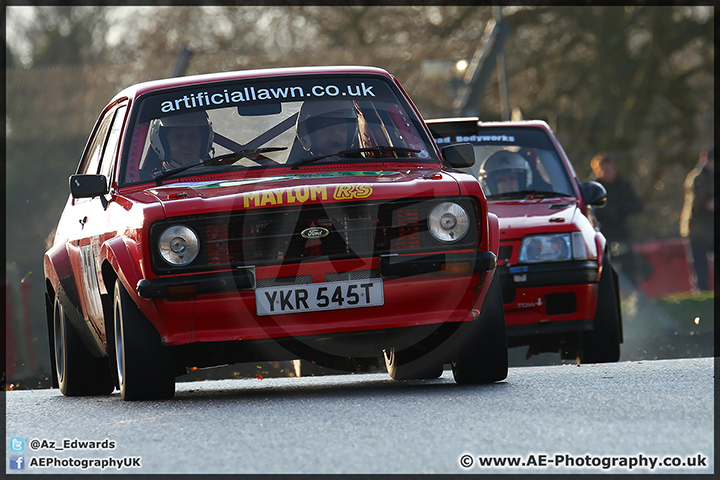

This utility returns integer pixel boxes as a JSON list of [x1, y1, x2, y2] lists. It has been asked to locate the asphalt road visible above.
[[5, 357, 714, 475]]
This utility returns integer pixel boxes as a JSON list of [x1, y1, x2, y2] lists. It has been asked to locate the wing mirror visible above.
[[442, 143, 475, 168], [70, 174, 108, 199], [579, 181, 607, 207]]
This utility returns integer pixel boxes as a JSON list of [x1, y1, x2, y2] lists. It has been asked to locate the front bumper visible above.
[[134, 251, 497, 346], [498, 260, 599, 299], [137, 267, 255, 299], [137, 251, 496, 299], [506, 318, 593, 337], [498, 260, 600, 333]]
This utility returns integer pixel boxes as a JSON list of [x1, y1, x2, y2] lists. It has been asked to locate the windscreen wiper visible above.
[[154, 147, 287, 185], [487, 190, 573, 200], [291, 146, 420, 170]]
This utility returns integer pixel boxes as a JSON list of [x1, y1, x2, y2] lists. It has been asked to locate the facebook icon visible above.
[[10, 455, 25, 470]]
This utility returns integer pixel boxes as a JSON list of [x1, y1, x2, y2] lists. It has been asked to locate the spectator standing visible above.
[[680, 149, 714, 291], [589, 152, 643, 283]]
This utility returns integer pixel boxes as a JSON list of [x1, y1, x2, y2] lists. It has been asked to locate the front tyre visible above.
[[580, 259, 621, 363], [451, 274, 508, 384], [53, 296, 114, 396], [113, 281, 175, 400]]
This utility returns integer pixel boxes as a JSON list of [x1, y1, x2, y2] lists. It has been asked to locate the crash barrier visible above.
[[633, 237, 713, 298], [5, 276, 43, 385]]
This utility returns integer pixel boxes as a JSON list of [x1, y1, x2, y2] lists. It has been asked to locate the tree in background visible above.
[[8, 6, 110, 67], [6, 43, 20, 69], [482, 6, 713, 239], [499, 6, 713, 161]]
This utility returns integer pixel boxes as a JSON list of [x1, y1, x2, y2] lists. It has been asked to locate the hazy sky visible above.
[[6, 6, 149, 67], [6, 6, 36, 64]]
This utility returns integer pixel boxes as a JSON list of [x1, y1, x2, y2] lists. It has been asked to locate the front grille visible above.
[[256, 275, 313, 288], [391, 207, 422, 250], [498, 246, 512, 263], [150, 198, 478, 274], [206, 224, 231, 264], [545, 293, 577, 315], [341, 214, 375, 254], [324, 269, 380, 282]]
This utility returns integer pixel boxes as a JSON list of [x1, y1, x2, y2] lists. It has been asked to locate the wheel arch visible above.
[[100, 235, 143, 299], [595, 231, 608, 275], [487, 212, 500, 256], [44, 244, 106, 360], [44, 280, 59, 389], [602, 251, 623, 342], [100, 235, 166, 341]]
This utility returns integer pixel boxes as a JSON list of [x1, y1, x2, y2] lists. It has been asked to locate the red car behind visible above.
[[428, 118, 622, 363]]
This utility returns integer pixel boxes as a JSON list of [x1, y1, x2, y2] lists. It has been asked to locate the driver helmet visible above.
[[149, 111, 214, 162], [481, 150, 532, 194], [295, 101, 359, 155]]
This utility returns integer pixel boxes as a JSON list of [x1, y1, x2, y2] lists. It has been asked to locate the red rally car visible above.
[[44, 66, 507, 401], [427, 118, 622, 364]]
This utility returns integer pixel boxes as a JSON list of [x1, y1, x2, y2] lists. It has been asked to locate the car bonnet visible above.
[[139, 167, 465, 217], [490, 199, 580, 237]]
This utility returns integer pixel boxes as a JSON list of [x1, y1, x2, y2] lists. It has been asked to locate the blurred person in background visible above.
[[680, 148, 714, 292], [589, 152, 643, 284]]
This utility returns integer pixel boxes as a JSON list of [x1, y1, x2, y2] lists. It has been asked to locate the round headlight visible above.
[[158, 225, 199, 266], [428, 202, 469, 242]]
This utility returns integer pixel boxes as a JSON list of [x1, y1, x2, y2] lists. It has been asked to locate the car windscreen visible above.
[[436, 127, 575, 199], [121, 75, 437, 185]]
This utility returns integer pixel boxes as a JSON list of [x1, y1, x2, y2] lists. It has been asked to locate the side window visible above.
[[79, 110, 115, 175], [99, 105, 127, 182]]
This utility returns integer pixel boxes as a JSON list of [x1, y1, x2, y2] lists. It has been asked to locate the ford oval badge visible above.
[[301, 227, 329, 239]]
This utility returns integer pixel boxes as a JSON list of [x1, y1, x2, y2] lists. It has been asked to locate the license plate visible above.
[[255, 279, 384, 316]]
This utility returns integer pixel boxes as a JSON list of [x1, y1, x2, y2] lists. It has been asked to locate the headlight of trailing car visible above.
[[428, 202, 469, 243], [519, 232, 590, 263], [158, 225, 200, 266]]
